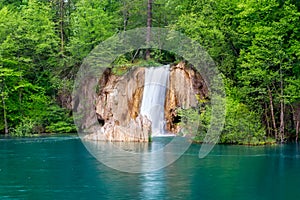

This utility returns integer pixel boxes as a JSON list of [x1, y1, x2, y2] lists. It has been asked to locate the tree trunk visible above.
[[123, 1, 129, 32], [2, 91, 8, 135], [295, 104, 300, 142], [268, 86, 278, 141], [279, 100, 285, 143], [296, 120, 299, 142], [19, 88, 23, 116], [60, 0, 65, 56], [146, 0, 153, 60], [18, 57, 23, 117], [279, 69, 285, 143], [264, 102, 271, 137]]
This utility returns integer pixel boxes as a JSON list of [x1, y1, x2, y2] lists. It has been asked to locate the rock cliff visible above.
[[165, 62, 208, 133], [85, 62, 208, 142], [85, 67, 151, 142]]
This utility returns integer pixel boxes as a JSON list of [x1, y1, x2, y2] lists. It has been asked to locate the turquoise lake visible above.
[[1, 136, 300, 200]]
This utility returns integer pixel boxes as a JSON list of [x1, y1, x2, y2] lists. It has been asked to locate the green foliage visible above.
[[68, 0, 118, 61], [0, 0, 75, 135], [173, 0, 300, 142], [173, 0, 238, 79], [111, 57, 163, 76], [134, 59, 162, 68], [177, 96, 266, 144], [46, 121, 75, 134], [1, 0, 300, 142], [11, 118, 37, 137], [177, 106, 206, 142], [44, 105, 76, 134], [220, 97, 266, 144], [10, 105, 76, 136]]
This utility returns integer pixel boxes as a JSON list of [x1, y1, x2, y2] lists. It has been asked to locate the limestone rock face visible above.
[[85, 67, 150, 142], [96, 68, 145, 125], [165, 62, 208, 133], [84, 62, 208, 142], [84, 115, 151, 142]]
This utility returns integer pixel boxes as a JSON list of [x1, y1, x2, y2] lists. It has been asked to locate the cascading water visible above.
[[140, 65, 170, 136]]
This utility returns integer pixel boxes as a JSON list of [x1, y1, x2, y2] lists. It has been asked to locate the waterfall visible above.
[[140, 65, 170, 136]]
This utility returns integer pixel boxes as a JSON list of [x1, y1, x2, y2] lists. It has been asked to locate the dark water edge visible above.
[[1, 135, 300, 200]]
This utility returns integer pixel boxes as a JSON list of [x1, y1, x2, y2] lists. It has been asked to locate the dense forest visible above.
[[0, 0, 299, 144]]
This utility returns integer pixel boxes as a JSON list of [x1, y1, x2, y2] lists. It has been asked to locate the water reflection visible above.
[[2, 137, 300, 200], [139, 171, 167, 200], [82, 136, 191, 173]]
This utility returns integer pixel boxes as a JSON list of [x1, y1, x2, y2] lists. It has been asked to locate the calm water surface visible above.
[[1, 136, 300, 200]]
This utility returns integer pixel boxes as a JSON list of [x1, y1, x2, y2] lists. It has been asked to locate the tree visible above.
[[67, 0, 119, 75], [235, 0, 300, 142], [146, 0, 153, 60], [173, 0, 237, 79], [0, 0, 76, 134], [0, 68, 20, 134]]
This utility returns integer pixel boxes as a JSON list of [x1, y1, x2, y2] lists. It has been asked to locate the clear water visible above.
[[140, 65, 170, 136], [1, 136, 300, 200]]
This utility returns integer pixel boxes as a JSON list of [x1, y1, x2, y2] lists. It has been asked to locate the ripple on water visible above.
[[0, 135, 79, 144]]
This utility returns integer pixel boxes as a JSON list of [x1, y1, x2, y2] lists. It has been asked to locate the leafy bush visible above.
[[44, 104, 76, 134], [46, 121, 75, 133], [177, 96, 266, 144], [177, 106, 203, 140], [10, 104, 76, 136], [220, 97, 266, 144], [11, 118, 37, 137]]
